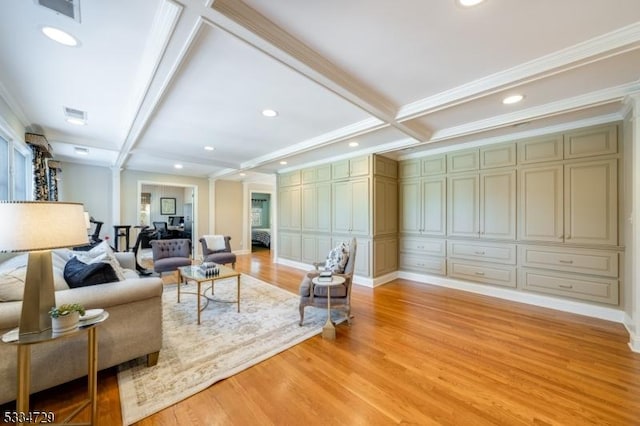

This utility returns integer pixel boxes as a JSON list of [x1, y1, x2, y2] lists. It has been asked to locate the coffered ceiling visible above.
[[1, 0, 639, 181]]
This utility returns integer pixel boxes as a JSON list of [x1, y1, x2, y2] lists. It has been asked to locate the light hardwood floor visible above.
[[3, 249, 640, 425]]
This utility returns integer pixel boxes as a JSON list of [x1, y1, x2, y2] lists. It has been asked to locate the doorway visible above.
[[250, 192, 272, 253], [136, 181, 199, 260]]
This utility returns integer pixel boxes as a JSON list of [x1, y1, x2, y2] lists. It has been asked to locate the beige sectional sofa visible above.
[[0, 247, 163, 405]]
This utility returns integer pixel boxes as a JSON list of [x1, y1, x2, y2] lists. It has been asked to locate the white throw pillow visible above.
[[324, 241, 350, 274], [0, 252, 71, 301]]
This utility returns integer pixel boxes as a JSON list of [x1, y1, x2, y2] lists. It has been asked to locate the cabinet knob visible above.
[[558, 259, 574, 264], [559, 284, 573, 289], [474, 271, 485, 276], [475, 251, 485, 255]]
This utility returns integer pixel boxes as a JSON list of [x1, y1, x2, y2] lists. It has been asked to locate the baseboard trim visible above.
[[397, 271, 625, 323], [274, 258, 395, 288], [623, 313, 640, 353]]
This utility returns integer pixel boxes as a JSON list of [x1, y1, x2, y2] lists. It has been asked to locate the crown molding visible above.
[[240, 117, 387, 169], [0, 81, 30, 129], [398, 112, 623, 161], [430, 83, 638, 142], [397, 22, 640, 121]]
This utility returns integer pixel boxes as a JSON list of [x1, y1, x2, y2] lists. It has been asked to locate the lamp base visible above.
[[19, 250, 56, 337]]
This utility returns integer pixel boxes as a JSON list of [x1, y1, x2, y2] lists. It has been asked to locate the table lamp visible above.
[[0, 201, 88, 337]]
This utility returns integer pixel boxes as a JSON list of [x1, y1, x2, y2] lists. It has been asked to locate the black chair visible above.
[[153, 221, 171, 239]]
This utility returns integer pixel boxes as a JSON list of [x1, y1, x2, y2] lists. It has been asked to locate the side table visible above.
[[113, 225, 131, 252], [1, 311, 109, 426], [311, 275, 346, 340]]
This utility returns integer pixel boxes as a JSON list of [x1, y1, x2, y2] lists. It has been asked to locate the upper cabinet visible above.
[[279, 170, 301, 187], [278, 186, 301, 231], [519, 159, 617, 246], [563, 125, 618, 159], [332, 178, 370, 235], [332, 156, 370, 180], [301, 164, 331, 184], [447, 149, 479, 173], [399, 176, 446, 236], [399, 154, 446, 179], [518, 124, 617, 165], [480, 143, 516, 169]]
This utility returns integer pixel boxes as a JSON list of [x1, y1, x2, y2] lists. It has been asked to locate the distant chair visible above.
[[298, 238, 357, 326], [199, 235, 236, 268], [152, 221, 170, 238], [150, 239, 192, 279]]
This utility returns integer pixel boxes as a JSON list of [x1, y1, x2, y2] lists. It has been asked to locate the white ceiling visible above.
[[1, 0, 639, 180]]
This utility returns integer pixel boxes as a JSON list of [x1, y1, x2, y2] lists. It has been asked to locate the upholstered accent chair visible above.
[[199, 235, 236, 268], [298, 238, 357, 326], [150, 238, 192, 277]]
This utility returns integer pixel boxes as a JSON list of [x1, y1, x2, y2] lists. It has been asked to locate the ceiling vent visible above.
[[64, 106, 86, 120], [35, 0, 81, 23]]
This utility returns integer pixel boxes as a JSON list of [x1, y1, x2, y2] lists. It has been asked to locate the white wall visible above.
[[58, 161, 113, 239]]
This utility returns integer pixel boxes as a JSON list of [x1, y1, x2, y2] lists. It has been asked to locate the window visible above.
[[0, 136, 8, 200], [13, 147, 27, 200]]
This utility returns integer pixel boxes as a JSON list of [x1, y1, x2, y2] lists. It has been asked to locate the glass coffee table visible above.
[[177, 265, 241, 325]]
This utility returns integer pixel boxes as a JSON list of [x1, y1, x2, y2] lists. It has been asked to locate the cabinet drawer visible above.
[[519, 246, 618, 278], [447, 241, 516, 264], [520, 268, 618, 305], [448, 260, 516, 288], [400, 254, 446, 275], [400, 238, 446, 256]]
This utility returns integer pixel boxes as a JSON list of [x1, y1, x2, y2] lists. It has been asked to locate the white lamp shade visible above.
[[0, 201, 89, 252]]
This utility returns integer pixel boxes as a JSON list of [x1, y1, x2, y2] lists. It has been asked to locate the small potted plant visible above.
[[49, 303, 86, 334]]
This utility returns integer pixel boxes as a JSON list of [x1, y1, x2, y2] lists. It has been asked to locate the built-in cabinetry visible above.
[[278, 155, 398, 279], [399, 123, 623, 307]]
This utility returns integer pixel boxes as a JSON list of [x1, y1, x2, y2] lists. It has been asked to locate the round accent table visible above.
[[311, 275, 346, 340]]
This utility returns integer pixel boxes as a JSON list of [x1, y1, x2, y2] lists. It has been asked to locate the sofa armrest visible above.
[[115, 252, 136, 271]]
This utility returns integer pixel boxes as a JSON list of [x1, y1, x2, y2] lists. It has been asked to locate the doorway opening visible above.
[[250, 192, 272, 253]]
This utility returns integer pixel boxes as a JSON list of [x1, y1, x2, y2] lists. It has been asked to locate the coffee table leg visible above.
[[197, 281, 201, 325], [322, 286, 336, 340], [177, 271, 182, 303]]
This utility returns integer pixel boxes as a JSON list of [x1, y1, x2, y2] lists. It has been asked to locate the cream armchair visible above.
[[298, 238, 357, 326]]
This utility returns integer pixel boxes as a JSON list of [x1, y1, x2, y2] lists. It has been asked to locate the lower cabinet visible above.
[[279, 233, 301, 261], [400, 254, 446, 275], [301, 234, 332, 265], [373, 238, 398, 277], [519, 268, 618, 305], [399, 237, 446, 276], [448, 259, 517, 288]]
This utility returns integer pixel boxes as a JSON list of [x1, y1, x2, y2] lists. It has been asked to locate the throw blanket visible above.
[[203, 235, 226, 251]]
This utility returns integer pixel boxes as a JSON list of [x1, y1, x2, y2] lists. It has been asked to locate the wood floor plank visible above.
[[2, 248, 640, 425]]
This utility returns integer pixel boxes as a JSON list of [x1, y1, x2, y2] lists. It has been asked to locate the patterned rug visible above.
[[117, 274, 327, 425]]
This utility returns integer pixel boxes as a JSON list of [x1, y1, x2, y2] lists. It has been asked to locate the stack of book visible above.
[[317, 270, 333, 282]]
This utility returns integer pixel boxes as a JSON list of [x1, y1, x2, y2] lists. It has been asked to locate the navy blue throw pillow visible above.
[[63, 256, 119, 288]]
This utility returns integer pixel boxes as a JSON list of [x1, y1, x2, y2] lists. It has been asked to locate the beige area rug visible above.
[[117, 275, 328, 425]]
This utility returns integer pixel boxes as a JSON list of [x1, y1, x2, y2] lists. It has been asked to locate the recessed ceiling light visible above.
[[204, 146, 215, 151], [279, 161, 287, 165], [348, 141, 359, 147], [457, 0, 485, 7], [74, 147, 89, 155], [174, 164, 183, 169], [41, 26, 79, 47], [502, 94, 524, 105], [239, 172, 247, 177], [262, 109, 278, 118], [66, 117, 86, 126]]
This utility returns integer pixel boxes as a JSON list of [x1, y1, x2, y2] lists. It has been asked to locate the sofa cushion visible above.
[[0, 251, 71, 301], [63, 257, 120, 288]]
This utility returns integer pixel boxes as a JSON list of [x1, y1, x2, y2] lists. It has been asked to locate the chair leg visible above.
[[147, 351, 160, 366], [299, 304, 305, 326], [346, 306, 352, 326]]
